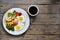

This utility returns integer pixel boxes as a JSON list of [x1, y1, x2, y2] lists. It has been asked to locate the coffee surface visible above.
[[29, 6, 38, 15]]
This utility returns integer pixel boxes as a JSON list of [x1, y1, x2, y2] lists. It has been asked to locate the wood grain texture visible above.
[[30, 14, 60, 24], [1, 4, 60, 14], [52, 5, 60, 13], [0, 0, 51, 4], [1, 35, 60, 40], [0, 4, 48, 14], [26, 24, 60, 34]]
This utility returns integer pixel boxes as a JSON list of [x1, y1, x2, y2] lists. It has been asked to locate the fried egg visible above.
[[15, 25, 23, 31], [16, 15, 25, 22], [14, 15, 25, 31]]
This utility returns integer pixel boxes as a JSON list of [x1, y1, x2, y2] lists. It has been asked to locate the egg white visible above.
[[14, 15, 25, 31], [16, 15, 25, 22]]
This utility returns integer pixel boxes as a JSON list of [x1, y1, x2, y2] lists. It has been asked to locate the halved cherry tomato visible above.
[[13, 21, 18, 25], [16, 12, 22, 16]]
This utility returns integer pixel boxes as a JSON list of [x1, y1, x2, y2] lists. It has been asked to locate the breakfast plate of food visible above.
[[3, 8, 30, 35]]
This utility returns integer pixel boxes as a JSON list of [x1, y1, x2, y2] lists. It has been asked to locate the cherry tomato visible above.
[[16, 12, 22, 16], [13, 21, 18, 25]]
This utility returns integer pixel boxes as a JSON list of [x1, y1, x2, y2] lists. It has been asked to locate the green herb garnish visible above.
[[13, 10, 16, 13], [8, 13, 12, 17], [8, 10, 16, 17]]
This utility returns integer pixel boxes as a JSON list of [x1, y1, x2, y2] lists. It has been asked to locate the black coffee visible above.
[[29, 6, 38, 15]]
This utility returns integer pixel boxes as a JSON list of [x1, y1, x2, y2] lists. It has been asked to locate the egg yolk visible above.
[[19, 16, 23, 21], [16, 25, 21, 30]]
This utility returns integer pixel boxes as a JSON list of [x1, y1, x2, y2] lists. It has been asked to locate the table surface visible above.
[[0, 0, 60, 40]]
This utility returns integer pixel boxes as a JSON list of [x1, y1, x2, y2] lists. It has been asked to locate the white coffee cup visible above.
[[28, 5, 39, 16]]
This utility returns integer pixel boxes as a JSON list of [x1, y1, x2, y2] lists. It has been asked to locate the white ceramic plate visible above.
[[3, 8, 30, 35]]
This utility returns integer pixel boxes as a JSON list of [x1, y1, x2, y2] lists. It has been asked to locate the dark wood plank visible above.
[[1, 35, 60, 40], [31, 14, 60, 24], [1, 4, 60, 14], [26, 24, 60, 34], [0, 4, 48, 14], [52, 5, 60, 13], [0, 0, 51, 4]]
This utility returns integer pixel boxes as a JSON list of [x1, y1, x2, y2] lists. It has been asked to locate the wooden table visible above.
[[0, 0, 60, 40]]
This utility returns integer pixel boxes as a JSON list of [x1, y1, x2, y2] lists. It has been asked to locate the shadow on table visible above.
[[30, 16, 37, 24]]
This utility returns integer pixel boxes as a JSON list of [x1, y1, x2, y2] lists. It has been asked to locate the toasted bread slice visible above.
[[5, 12, 16, 21]]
